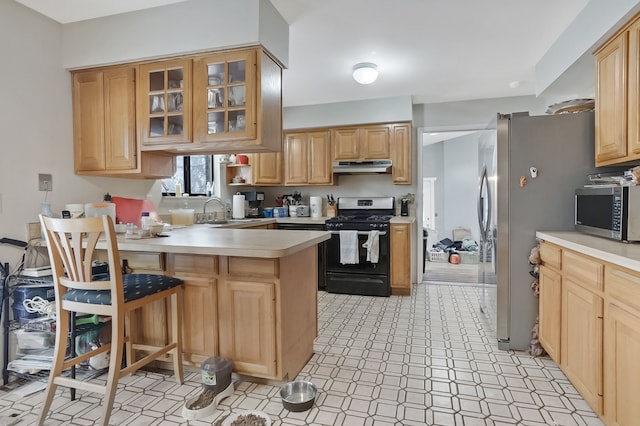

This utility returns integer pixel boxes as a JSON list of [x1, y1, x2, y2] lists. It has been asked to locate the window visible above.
[[162, 155, 214, 196]]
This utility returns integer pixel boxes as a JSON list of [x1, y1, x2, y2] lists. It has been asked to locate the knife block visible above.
[[326, 205, 337, 218]]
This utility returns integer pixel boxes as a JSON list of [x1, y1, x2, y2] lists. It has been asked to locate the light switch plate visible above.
[[38, 173, 52, 191]]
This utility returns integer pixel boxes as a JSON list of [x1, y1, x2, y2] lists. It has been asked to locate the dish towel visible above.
[[362, 230, 380, 263], [339, 230, 359, 264]]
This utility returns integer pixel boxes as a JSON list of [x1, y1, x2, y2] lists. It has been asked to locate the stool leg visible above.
[[171, 288, 184, 385], [38, 307, 70, 425], [99, 311, 125, 426]]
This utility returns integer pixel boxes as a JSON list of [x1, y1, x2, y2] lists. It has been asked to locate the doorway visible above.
[[421, 130, 486, 284]]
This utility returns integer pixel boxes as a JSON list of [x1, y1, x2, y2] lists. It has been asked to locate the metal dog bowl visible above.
[[279, 380, 317, 412]]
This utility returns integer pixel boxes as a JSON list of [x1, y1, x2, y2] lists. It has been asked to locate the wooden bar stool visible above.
[[38, 214, 184, 426]]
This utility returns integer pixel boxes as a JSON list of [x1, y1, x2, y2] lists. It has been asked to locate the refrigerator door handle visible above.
[[478, 165, 491, 240]]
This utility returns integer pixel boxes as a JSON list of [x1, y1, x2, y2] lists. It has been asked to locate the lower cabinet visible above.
[[539, 264, 562, 363], [537, 240, 640, 423], [561, 278, 604, 414], [604, 266, 640, 425], [166, 253, 219, 366], [390, 223, 411, 295], [217, 279, 276, 378]]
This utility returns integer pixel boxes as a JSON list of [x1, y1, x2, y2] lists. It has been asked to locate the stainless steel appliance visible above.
[[325, 196, 394, 297], [575, 185, 640, 241], [332, 160, 392, 174], [479, 111, 603, 351]]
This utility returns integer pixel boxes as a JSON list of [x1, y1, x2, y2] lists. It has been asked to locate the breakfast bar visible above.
[[96, 226, 330, 382]]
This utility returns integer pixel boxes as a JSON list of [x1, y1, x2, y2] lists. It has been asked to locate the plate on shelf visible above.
[[222, 410, 271, 426]]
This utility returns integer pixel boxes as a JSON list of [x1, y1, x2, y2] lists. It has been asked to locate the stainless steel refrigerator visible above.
[[478, 111, 602, 351]]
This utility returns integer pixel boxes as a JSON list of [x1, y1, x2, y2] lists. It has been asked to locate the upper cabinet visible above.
[[333, 124, 390, 161], [138, 59, 192, 146], [284, 130, 332, 185], [72, 66, 174, 178], [191, 48, 282, 153], [72, 46, 283, 178], [390, 123, 412, 184], [594, 13, 640, 166], [193, 50, 256, 143]]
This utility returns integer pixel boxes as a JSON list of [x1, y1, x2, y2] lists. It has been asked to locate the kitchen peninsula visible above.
[[97, 226, 330, 383]]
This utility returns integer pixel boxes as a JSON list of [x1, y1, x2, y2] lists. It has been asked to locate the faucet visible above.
[[203, 197, 225, 215]]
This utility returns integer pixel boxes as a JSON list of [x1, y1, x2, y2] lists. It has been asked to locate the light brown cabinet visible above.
[[191, 48, 282, 153], [391, 123, 412, 184], [333, 124, 390, 161], [166, 254, 219, 366], [72, 67, 174, 178], [538, 242, 563, 364], [390, 223, 411, 295], [594, 13, 640, 166], [284, 130, 332, 185], [250, 152, 283, 186], [137, 58, 192, 146], [217, 278, 277, 378], [604, 266, 640, 426]]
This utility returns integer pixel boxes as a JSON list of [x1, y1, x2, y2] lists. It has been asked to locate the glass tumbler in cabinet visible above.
[[138, 59, 192, 145]]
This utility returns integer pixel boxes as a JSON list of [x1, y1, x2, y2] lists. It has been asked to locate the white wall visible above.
[[0, 2, 158, 264], [61, 0, 289, 69]]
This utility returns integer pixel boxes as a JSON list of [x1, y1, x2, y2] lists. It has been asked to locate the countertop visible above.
[[107, 225, 330, 258], [536, 231, 640, 272]]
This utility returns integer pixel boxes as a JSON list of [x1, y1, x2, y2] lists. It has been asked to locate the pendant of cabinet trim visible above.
[[72, 66, 175, 178]]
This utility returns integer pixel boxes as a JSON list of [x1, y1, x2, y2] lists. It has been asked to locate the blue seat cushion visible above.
[[61, 274, 183, 305]]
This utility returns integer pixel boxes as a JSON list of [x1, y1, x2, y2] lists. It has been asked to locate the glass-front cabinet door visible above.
[[138, 59, 192, 145], [193, 49, 256, 143]]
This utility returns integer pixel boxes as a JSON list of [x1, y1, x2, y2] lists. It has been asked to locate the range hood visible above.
[[333, 160, 392, 174]]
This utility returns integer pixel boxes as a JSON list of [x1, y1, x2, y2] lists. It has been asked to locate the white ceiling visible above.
[[15, 0, 591, 108]]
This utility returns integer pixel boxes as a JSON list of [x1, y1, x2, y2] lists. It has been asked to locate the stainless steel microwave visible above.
[[575, 186, 640, 241]]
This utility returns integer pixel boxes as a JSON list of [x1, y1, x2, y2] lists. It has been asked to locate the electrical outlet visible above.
[[0, 192, 2, 213], [38, 173, 52, 191]]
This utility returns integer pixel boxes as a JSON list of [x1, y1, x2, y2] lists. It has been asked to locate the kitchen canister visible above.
[[232, 193, 245, 219], [310, 196, 322, 219]]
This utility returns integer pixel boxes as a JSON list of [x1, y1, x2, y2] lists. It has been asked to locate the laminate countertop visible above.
[[107, 225, 330, 258], [536, 231, 640, 272]]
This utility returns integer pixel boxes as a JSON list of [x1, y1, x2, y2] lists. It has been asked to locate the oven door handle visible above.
[[329, 230, 387, 236]]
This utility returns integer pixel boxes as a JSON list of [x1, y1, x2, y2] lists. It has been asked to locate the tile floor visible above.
[[0, 281, 604, 425]]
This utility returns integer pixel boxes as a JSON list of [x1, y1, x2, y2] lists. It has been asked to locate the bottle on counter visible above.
[[140, 211, 153, 229], [175, 182, 182, 197]]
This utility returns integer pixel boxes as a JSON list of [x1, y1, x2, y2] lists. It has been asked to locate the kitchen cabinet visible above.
[[137, 58, 192, 146], [250, 152, 283, 185], [72, 67, 174, 178], [333, 124, 390, 161], [560, 250, 604, 415], [217, 278, 276, 378], [284, 130, 332, 185], [391, 123, 412, 184], [226, 163, 252, 186], [390, 223, 411, 295], [166, 254, 218, 366], [538, 242, 562, 364], [192, 47, 282, 153], [604, 266, 640, 426], [594, 13, 640, 166]]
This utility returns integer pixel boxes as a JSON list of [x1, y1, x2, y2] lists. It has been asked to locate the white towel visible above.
[[362, 230, 380, 263], [339, 230, 359, 264]]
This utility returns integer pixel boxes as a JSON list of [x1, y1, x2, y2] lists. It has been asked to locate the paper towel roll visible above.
[[310, 196, 323, 218], [232, 194, 245, 219]]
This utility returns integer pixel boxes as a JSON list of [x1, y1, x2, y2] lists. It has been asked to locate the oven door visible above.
[[325, 230, 389, 275]]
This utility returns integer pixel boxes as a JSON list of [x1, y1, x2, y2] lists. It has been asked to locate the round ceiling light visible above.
[[352, 62, 378, 85]]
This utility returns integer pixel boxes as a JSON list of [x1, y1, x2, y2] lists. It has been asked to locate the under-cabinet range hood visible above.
[[332, 160, 392, 174]]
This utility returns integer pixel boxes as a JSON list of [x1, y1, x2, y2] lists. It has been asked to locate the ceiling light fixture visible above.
[[352, 62, 378, 84]]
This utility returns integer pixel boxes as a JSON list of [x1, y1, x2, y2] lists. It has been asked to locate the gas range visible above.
[[325, 196, 395, 231]]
